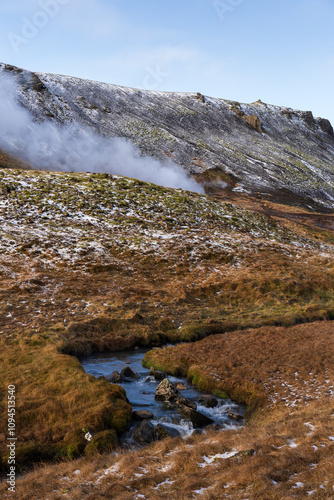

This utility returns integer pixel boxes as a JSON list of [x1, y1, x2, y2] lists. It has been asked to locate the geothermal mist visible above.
[[0, 75, 204, 193]]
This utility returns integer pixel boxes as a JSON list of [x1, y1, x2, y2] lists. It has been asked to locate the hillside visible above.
[[0, 64, 333, 499], [1, 62, 334, 211], [0, 166, 333, 493]]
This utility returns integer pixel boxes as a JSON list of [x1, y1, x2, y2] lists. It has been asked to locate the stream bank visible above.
[[81, 347, 245, 447]]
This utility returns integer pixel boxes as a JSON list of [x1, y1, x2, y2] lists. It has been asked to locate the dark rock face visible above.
[[189, 410, 214, 428], [317, 118, 334, 136], [301, 110, 316, 128], [155, 423, 181, 440], [176, 400, 213, 427], [132, 410, 154, 421], [133, 420, 155, 445], [1, 62, 333, 211], [120, 366, 138, 379], [108, 371, 123, 383]]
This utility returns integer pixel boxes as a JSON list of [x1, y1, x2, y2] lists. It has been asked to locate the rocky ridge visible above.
[[1, 62, 334, 211]]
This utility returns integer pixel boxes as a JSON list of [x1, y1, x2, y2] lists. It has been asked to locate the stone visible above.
[[132, 410, 154, 421], [177, 397, 197, 410], [191, 428, 203, 436], [177, 404, 192, 419], [98, 375, 108, 382], [175, 382, 187, 391], [177, 403, 214, 427], [197, 395, 218, 408], [155, 423, 181, 440], [120, 366, 138, 379], [155, 379, 180, 401], [189, 410, 214, 428], [133, 420, 155, 445], [149, 366, 166, 380], [108, 371, 122, 383], [228, 411, 243, 421], [177, 401, 215, 430]]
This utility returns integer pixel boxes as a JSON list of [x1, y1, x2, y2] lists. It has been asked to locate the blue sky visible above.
[[1, 0, 334, 125]]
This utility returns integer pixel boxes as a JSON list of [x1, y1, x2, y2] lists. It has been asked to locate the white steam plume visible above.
[[0, 75, 204, 193]]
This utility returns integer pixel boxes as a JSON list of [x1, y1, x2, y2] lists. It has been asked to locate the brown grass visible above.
[[1, 320, 333, 499], [0, 168, 333, 496], [0, 335, 131, 468], [144, 321, 334, 415]]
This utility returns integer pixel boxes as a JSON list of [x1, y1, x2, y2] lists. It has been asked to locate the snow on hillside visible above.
[[0, 63, 333, 210]]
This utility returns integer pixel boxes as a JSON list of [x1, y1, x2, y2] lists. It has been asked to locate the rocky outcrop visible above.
[[317, 117, 334, 136], [231, 105, 263, 132], [244, 114, 263, 132]]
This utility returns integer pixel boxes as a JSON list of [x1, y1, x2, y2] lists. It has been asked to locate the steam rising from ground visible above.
[[0, 75, 203, 193]]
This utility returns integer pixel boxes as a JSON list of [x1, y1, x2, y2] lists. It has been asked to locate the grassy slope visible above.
[[6, 323, 334, 499], [0, 167, 333, 493], [144, 322, 334, 415]]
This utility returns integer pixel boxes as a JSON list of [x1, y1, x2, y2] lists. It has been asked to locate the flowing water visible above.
[[81, 348, 245, 444]]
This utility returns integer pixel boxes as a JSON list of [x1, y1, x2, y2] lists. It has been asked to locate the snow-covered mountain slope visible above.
[[1, 62, 334, 210]]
